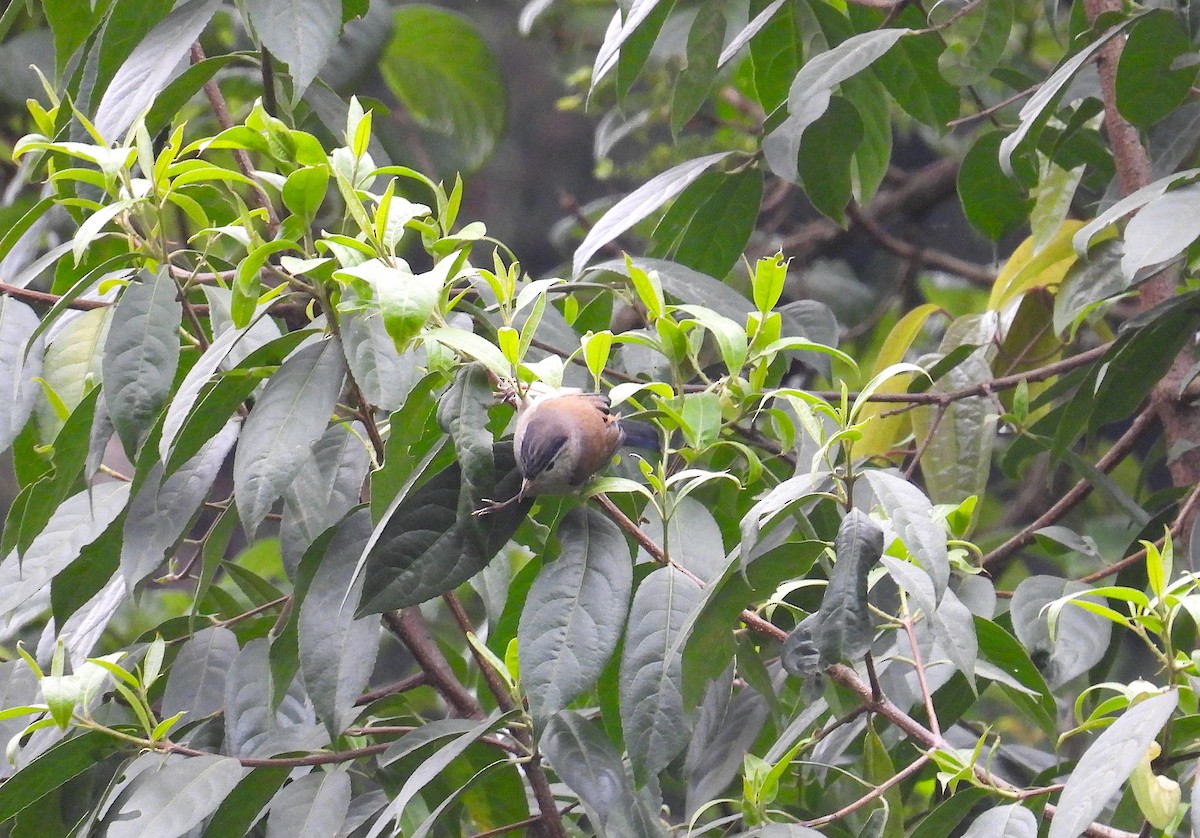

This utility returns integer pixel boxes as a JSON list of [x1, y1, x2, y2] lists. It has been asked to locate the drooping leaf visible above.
[[161, 626, 240, 720], [299, 509, 380, 738], [540, 711, 665, 837], [959, 131, 1032, 240], [280, 421, 370, 575], [245, 0, 340, 101], [0, 730, 127, 824], [93, 0, 222, 139], [356, 443, 531, 614], [0, 482, 130, 621], [651, 169, 763, 280], [233, 337, 347, 535], [935, 0, 1014, 87], [1048, 691, 1178, 838], [37, 307, 110, 442], [814, 508, 883, 666], [762, 28, 909, 183], [0, 297, 43, 456], [200, 766, 291, 838], [519, 506, 632, 729], [574, 153, 736, 277], [670, 1, 725, 136], [101, 754, 246, 838], [102, 268, 182, 456], [264, 769, 352, 838], [120, 420, 237, 587], [1120, 182, 1200, 280], [620, 564, 704, 780]]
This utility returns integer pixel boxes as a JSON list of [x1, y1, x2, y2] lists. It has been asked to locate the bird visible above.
[[474, 385, 658, 515]]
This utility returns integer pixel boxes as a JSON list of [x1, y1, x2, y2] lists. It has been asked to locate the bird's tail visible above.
[[619, 418, 660, 450]]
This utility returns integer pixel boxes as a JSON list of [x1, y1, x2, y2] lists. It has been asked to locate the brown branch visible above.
[[594, 490, 1135, 837], [901, 615, 940, 737], [812, 341, 1112, 406], [190, 42, 279, 234], [1077, 481, 1200, 585], [382, 609, 484, 720], [0, 282, 108, 310], [848, 203, 996, 287], [981, 405, 1158, 571], [355, 672, 428, 706], [801, 752, 932, 828]]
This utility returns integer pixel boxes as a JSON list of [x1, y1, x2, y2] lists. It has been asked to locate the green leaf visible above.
[[102, 268, 181, 456], [960, 804, 1038, 838], [282, 165, 330, 225], [796, 95, 862, 225], [748, 0, 801, 111], [245, 0, 340, 101], [373, 711, 510, 834], [338, 283, 422, 412], [975, 617, 1057, 740], [1115, 10, 1197, 128], [1120, 182, 1200, 280], [541, 711, 664, 838], [200, 766, 291, 838], [670, 1, 725, 137], [959, 131, 1031, 240], [999, 15, 1140, 177], [0, 482, 130, 620], [912, 348, 995, 505], [762, 28, 909, 183], [102, 754, 246, 838], [264, 769, 351, 838], [861, 471, 949, 600], [0, 730, 126, 823], [0, 297, 43, 456], [356, 443, 531, 614], [935, 0, 1014, 86], [280, 421, 370, 575], [120, 422, 238, 587], [863, 9, 958, 128], [518, 507, 632, 730], [299, 510, 379, 738], [652, 169, 763, 280], [621, 564, 704, 780], [815, 508, 883, 666], [1048, 691, 1177, 838], [1009, 575, 1112, 690], [37, 306, 110, 442], [1053, 239, 1127, 338], [381, 6, 505, 169], [93, 0, 222, 140], [574, 152, 736, 277], [592, 0, 668, 90], [881, 556, 977, 688], [335, 259, 444, 353], [233, 337, 347, 535], [161, 626, 240, 720]]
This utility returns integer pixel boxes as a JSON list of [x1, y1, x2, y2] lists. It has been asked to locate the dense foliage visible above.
[[1, 0, 1200, 836]]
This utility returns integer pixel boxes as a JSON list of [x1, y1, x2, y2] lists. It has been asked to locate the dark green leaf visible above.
[[280, 421, 370, 575], [299, 509, 379, 738], [975, 617, 1057, 740], [748, 0, 801, 111], [357, 443, 531, 614], [1009, 575, 1112, 690], [797, 96, 862, 225], [861, 8, 958, 128], [574, 153, 736, 276], [264, 770, 352, 837], [621, 565, 704, 780], [233, 337, 347, 535], [814, 508, 882, 665], [959, 131, 1031, 240], [519, 506, 632, 729], [670, 1, 726, 136], [162, 626, 240, 720], [102, 268, 181, 456], [652, 169, 763, 280], [541, 711, 664, 838], [200, 766, 291, 838], [1115, 10, 1197, 128], [0, 730, 127, 823], [245, 0, 339, 101], [0, 481, 130, 620]]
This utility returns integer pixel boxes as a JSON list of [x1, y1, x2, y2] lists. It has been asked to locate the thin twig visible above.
[[801, 752, 933, 828], [382, 609, 484, 720]]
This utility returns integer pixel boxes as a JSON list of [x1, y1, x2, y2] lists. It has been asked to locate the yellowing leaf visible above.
[[988, 219, 1089, 311]]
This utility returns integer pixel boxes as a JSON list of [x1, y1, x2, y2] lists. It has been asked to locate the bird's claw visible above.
[[472, 495, 519, 516]]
